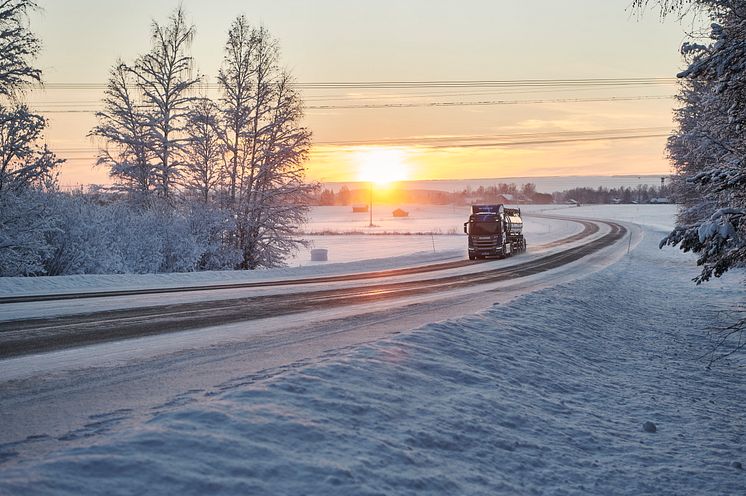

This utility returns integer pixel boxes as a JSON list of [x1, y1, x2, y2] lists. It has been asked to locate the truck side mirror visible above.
[[463, 222, 468, 234]]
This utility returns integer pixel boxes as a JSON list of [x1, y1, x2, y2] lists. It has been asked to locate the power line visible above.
[[34, 95, 673, 115], [54, 128, 671, 162], [53, 127, 673, 152], [302, 85, 672, 103], [304, 95, 672, 110], [312, 127, 673, 146], [38, 77, 677, 91], [30, 85, 674, 105], [27, 86, 670, 106], [297, 78, 678, 90], [425, 133, 669, 150]]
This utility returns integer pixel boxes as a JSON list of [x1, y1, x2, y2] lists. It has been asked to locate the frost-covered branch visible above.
[[0, 0, 41, 98]]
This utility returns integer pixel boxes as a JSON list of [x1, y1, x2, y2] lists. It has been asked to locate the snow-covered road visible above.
[[0, 213, 631, 456], [3, 206, 742, 494], [0, 216, 624, 366]]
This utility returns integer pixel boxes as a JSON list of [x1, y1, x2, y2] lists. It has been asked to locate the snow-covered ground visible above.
[[1, 206, 744, 495], [532, 203, 679, 233]]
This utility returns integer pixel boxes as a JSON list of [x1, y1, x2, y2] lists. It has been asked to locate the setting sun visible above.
[[355, 148, 410, 185]]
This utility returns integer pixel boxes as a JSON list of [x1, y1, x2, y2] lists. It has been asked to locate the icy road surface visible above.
[[1, 206, 744, 494]]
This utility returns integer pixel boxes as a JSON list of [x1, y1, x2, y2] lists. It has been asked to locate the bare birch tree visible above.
[[133, 7, 200, 202], [182, 97, 225, 203], [243, 72, 314, 268], [217, 15, 255, 206], [91, 62, 154, 205], [218, 17, 314, 268]]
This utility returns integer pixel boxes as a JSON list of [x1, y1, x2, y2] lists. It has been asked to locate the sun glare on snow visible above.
[[355, 148, 410, 185]]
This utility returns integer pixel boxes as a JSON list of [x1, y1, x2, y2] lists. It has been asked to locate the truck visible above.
[[463, 204, 526, 260]]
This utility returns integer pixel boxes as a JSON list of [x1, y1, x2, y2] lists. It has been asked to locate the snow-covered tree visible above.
[[182, 97, 225, 203], [218, 17, 315, 269], [217, 15, 255, 206], [91, 62, 154, 205], [82, 12, 314, 273], [0, 0, 41, 98], [0, 0, 59, 195], [238, 71, 314, 268], [132, 7, 200, 202], [0, 104, 62, 193], [0, 0, 66, 277], [636, 0, 746, 282]]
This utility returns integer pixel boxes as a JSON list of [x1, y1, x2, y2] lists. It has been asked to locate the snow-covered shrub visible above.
[[185, 203, 242, 271], [2, 191, 243, 277], [42, 193, 120, 275], [0, 189, 56, 276]]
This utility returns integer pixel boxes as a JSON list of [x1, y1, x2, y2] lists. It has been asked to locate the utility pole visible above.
[[369, 181, 374, 227]]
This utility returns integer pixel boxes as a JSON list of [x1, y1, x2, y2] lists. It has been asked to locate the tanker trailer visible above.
[[463, 205, 526, 260]]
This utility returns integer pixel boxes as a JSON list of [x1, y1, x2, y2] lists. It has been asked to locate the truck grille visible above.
[[473, 239, 498, 250]]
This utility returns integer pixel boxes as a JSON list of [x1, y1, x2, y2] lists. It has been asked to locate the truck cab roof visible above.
[[470, 204, 504, 215]]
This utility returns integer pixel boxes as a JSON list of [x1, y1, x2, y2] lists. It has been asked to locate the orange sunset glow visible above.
[[26, 1, 684, 187], [355, 148, 411, 184]]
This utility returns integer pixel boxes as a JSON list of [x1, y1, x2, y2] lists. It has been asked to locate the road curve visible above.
[[0, 216, 598, 305], [0, 218, 625, 358]]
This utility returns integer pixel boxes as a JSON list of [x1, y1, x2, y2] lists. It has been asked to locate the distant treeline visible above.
[[312, 182, 673, 206], [552, 184, 673, 204]]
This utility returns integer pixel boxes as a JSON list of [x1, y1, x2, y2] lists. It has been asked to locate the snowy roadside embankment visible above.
[[1, 222, 743, 495], [0, 249, 463, 298]]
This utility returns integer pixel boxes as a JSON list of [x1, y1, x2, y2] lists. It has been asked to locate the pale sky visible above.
[[28, 0, 691, 186]]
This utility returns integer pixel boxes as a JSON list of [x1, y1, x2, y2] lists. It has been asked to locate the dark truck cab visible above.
[[464, 204, 526, 260]]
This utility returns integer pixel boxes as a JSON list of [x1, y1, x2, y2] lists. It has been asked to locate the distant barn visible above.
[[392, 208, 409, 218], [496, 193, 516, 204], [352, 204, 368, 213]]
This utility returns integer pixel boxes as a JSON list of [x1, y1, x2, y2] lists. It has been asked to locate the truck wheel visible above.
[[469, 253, 476, 260]]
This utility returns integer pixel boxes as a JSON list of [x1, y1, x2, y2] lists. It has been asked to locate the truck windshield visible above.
[[469, 222, 499, 235]]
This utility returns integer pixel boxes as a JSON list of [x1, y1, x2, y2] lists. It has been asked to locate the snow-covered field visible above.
[[292, 204, 587, 265], [1, 204, 744, 495]]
